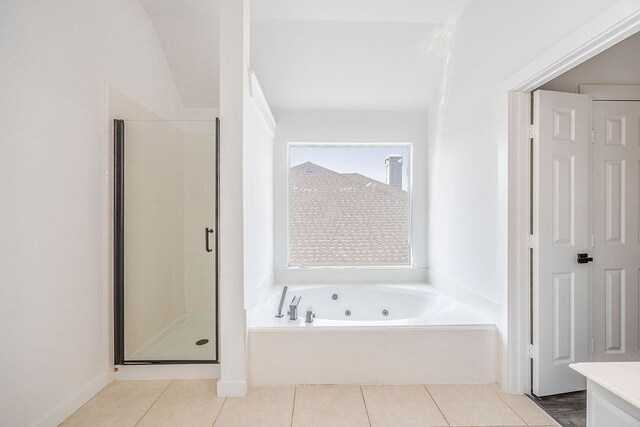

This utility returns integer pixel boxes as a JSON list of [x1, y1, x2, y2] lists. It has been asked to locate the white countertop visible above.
[[570, 362, 640, 408]]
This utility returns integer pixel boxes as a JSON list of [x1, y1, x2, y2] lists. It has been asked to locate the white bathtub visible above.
[[248, 284, 498, 386], [250, 284, 491, 328]]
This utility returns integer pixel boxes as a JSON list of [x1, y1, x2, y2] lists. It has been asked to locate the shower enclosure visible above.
[[114, 118, 219, 364]]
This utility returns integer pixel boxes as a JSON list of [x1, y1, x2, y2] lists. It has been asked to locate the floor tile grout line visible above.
[[486, 383, 531, 426], [525, 395, 563, 427], [423, 384, 452, 426], [133, 379, 174, 427], [359, 386, 372, 427], [290, 387, 297, 427], [211, 396, 228, 427]]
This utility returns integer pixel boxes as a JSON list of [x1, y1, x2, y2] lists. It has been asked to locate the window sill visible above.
[[274, 267, 428, 285]]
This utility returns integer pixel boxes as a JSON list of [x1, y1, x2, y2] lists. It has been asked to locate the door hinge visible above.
[[591, 129, 595, 144], [529, 344, 535, 359], [528, 234, 535, 249], [528, 125, 537, 139], [591, 233, 595, 248], [591, 337, 595, 353]]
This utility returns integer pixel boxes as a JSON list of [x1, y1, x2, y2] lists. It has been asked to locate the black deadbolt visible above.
[[577, 253, 594, 264]]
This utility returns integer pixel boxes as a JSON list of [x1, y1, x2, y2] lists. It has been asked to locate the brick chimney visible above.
[[385, 155, 403, 189]]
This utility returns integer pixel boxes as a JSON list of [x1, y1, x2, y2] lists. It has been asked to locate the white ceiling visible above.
[[252, 0, 471, 23], [251, 0, 469, 111], [138, 0, 470, 110], [138, 0, 219, 108], [251, 19, 450, 110]]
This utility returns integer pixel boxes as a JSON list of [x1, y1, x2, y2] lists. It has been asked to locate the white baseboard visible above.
[[35, 371, 109, 427], [217, 380, 248, 396], [115, 364, 220, 380]]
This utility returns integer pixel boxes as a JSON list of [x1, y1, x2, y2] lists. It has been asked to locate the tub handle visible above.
[[288, 296, 302, 321]]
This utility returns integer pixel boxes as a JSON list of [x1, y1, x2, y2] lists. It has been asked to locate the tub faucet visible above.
[[288, 296, 302, 321], [275, 286, 288, 318]]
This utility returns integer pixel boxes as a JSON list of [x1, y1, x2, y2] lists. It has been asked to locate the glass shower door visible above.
[[114, 119, 218, 363]]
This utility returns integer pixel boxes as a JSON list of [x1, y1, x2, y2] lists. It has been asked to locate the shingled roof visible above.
[[289, 161, 410, 266]]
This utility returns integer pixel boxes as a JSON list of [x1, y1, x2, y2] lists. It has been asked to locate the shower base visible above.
[[128, 313, 216, 362]]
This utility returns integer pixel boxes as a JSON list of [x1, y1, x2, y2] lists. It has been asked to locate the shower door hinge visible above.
[[529, 344, 535, 359], [528, 234, 535, 249], [591, 233, 595, 248], [591, 338, 596, 353], [591, 129, 596, 144], [528, 125, 537, 139]]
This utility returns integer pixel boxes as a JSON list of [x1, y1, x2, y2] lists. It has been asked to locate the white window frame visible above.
[[285, 142, 414, 270], [271, 109, 429, 285]]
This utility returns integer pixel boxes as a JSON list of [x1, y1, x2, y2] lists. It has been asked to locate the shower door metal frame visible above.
[[113, 118, 220, 365]]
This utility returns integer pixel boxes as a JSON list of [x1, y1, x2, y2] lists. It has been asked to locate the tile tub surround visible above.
[[62, 381, 558, 426]]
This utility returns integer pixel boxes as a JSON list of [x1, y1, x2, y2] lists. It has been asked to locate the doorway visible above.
[[113, 118, 220, 364], [530, 86, 640, 397], [507, 9, 640, 394]]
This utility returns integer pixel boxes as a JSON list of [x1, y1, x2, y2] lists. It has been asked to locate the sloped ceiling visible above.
[[138, 0, 219, 108], [252, 0, 471, 23], [251, 0, 471, 110], [251, 19, 449, 111], [138, 0, 471, 110]]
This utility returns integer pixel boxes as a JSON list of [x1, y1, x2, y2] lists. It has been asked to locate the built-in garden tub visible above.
[[248, 284, 498, 386]]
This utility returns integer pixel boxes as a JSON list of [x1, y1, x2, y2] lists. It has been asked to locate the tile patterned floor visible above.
[[62, 381, 559, 427]]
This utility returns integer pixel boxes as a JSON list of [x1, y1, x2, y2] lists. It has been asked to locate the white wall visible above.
[[427, 0, 620, 386], [243, 75, 276, 309], [0, 1, 185, 424], [429, 0, 619, 303], [272, 109, 428, 275], [217, 0, 250, 397], [542, 31, 640, 93]]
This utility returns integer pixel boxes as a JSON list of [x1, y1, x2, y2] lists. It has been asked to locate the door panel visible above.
[[592, 101, 640, 362], [533, 90, 591, 396]]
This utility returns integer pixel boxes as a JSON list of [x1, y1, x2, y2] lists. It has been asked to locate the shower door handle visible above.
[[205, 228, 214, 253]]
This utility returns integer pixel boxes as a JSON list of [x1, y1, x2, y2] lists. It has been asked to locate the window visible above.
[[288, 144, 411, 267]]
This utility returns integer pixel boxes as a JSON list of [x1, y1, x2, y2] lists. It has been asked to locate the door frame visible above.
[[506, 3, 640, 394]]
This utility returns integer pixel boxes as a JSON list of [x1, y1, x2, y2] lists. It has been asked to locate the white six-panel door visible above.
[[533, 90, 591, 396], [592, 100, 640, 362]]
